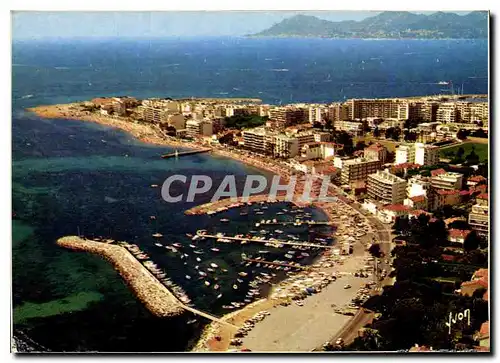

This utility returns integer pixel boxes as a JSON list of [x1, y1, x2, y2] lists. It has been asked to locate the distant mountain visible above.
[[251, 11, 488, 39]]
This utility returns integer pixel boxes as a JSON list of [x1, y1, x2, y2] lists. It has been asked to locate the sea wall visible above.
[[56, 236, 184, 317]]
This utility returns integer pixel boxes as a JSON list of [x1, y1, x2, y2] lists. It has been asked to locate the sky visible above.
[[11, 11, 471, 39]]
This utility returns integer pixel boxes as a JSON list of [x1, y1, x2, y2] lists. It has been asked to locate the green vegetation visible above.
[[440, 143, 488, 162], [13, 292, 104, 324], [346, 215, 488, 351], [252, 11, 488, 39], [224, 115, 268, 129]]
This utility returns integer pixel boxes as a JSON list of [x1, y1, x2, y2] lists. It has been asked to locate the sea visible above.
[[11, 37, 488, 352]]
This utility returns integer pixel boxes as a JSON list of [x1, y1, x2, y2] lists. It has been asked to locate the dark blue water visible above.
[[12, 37, 487, 352]]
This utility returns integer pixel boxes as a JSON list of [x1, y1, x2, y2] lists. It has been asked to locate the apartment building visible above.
[[367, 169, 407, 204], [364, 143, 388, 163], [414, 143, 440, 166], [395, 143, 416, 165], [333, 120, 363, 133], [185, 119, 213, 139], [349, 98, 407, 120], [340, 158, 383, 185], [468, 193, 489, 237], [242, 128, 274, 154], [269, 107, 307, 128], [274, 134, 299, 158], [328, 103, 351, 121], [313, 131, 331, 142], [295, 132, 315, 150], [139, 105, 169, 123], [430, 169, 463, 190], [436, 103, 458, 123], [406, 175, 431, 198]]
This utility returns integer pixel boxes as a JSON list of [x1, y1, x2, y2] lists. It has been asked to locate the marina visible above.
[[196, 231, 335, 250]]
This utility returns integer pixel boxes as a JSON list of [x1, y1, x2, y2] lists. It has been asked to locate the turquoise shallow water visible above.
[[12, 37, 487, 351]]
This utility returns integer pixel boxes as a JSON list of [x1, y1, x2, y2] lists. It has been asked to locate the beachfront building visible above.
[[430, 169, 464, 190], [242, 127, 274, 155], [364, 143, 388, 163], [274, 134, 299, 158], [295, 131, 315, 150], [340, 158, 383, 185], [349, 98, 408, 120], [301, 142, 336, 160], [185, 119, 213, 139], [328, 103, 350, 121], [436, 103, 458, 123], [367, 169, 407, 205], [166, 114, 186, 130], [468, 193, 489, 237]]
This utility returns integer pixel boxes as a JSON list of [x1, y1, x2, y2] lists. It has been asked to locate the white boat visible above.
[[194, 250, 204, 254], [237, 278, 244, 283], [185, 275, 191, 279], [211, 248, 220, 252], [207, 268, 215, 272], [199, 271, 207, 277], [189, 244, 196, 248], [196, 257, 202, 262], [220, 218, 230, 222], [152, 233, 163, 238], [204, 281, 211, 286], [214, 284, 220, 290], [173, 243, 182, 248], [154, 243, 163, 247], [217, 294, 223, 299], [233, 284, 238, 290], [210, 263, 218, 268], [238, 272, 248, 277]]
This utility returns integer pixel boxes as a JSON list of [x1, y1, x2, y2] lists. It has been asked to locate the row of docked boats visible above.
[[119, 242, 192, 305]]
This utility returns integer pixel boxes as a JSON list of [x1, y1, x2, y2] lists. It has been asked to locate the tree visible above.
[[355, 141, 366, 151], [463, 231, 480, 251], [456, 146, 465, 159], [456, 129, 469, 140], [369, 243, 382, 258], [362, 120, 371, 133], [465, 148, 480, 165], [373, 127, 381, 138]]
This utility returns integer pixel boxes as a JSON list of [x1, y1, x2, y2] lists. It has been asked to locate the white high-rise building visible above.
[[367, 169, 408, 205]]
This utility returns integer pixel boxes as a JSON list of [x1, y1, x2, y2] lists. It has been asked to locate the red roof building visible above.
[[431, 168, 447, 176]]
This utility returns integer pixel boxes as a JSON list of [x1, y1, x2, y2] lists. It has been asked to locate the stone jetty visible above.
[[56, 236, 184, 317]]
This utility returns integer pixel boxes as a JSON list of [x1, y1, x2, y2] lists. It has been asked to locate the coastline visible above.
[[56, 236, 185, 317], [32, 103, 379, 352]]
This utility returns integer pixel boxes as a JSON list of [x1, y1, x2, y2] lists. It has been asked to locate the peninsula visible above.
[[250, 11, 488, 39]]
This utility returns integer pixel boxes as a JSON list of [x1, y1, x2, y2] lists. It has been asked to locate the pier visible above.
[[56, 236, 239, 328], [243, 257, 310, 270], [256, 220, 333, 227], [161, 148, 211, 159], [197, 231, 335, 249]]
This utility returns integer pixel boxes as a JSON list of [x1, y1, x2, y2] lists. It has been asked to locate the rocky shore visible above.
[[56, 236, 184, 317]]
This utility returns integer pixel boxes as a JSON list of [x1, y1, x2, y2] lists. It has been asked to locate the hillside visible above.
[[251, 11, 488, 39]]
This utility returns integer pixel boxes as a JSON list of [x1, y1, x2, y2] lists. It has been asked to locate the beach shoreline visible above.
[[30, 103, 379, 352]]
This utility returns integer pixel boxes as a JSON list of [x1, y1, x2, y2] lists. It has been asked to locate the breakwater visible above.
[[56, 236, 184, 317]]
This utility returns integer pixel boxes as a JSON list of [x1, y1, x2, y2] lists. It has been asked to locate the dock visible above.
[[256, 220, 333, 227], [243, 257, 310, 270], [197, 231, 335, 249], [56, 236, 239, 328], [161, 148, 211, 159]]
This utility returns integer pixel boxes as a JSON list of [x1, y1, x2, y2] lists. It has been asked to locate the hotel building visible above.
[[367, 169, 408, 204]]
